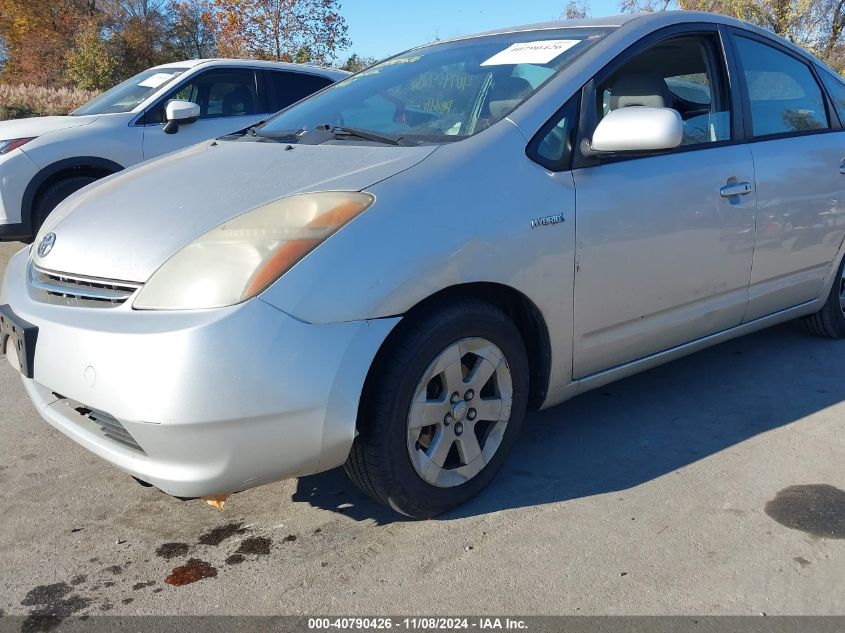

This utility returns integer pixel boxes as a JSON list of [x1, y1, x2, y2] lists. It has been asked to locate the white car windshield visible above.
[[257, 28, 612, 145], [73, 67, 189, 116]]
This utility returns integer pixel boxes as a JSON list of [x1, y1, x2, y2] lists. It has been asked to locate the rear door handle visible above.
[[720, 182, 752, 198]]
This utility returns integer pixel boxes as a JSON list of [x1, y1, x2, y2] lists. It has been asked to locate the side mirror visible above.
[[586, 106, 683, 155], [163, 100, 200, 135]]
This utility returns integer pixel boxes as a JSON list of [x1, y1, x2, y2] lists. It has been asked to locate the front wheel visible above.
[[345, 299, 529, 518], [802, 255, 845, 339]]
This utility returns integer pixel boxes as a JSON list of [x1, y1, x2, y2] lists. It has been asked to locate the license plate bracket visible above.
[[0, 304, 38, 379]]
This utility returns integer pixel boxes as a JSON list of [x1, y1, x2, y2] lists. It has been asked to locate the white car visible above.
[[0, 59, 348, 242]]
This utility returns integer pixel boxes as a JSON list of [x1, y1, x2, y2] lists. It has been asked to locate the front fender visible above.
[[260, 123, 577, 404]]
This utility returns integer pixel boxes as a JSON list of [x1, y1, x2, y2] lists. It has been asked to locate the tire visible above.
[[345, 298, 529, 518], [802, 255, 845, 339], [32, 176, 99, 236]]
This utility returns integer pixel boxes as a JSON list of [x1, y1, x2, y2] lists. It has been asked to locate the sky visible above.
[[339, 0, 620, 61]]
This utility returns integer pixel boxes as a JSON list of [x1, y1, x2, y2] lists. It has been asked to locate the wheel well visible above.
[[33, 166, 113, 209], [22, 157, 124, 233], [378, 283, 552, 412]]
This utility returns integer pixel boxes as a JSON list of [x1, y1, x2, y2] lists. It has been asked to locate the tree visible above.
[[214, 0, 351, 64], [65, 19, 122, 90], [340, 53, 377, 73], [616, 0, 845, 72], [0, 0, 98, 86], [563, 0, 591, 19], [103, 0, 175, 76], [169, 0, 217, 58]]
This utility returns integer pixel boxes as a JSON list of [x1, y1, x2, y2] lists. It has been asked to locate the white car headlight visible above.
[[133, 191, 374, 310], [0, 137, 36, 155]]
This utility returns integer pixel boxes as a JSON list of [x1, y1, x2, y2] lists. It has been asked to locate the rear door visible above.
[[141, 68, 266, 159], [571, 25, 757, 378], [728, 31, 845, 320]]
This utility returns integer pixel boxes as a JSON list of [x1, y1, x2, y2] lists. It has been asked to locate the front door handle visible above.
[[720, 182, 752, 198]]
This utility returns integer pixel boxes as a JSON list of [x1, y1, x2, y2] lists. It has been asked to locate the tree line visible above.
[[0, 0, 377, 91], [565, 0, 844, 72]]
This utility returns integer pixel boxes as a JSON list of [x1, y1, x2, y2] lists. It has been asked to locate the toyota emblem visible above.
[[37, 232, 56, 258]]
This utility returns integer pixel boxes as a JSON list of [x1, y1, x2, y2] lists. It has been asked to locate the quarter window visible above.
[[733, 37, 829, 137], [528, 94, 579, 171], [595, 36, 731, 147], [819, 68, 845, 124]]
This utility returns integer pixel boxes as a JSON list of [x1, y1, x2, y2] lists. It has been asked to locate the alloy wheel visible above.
[[406, 338, 513, 488]]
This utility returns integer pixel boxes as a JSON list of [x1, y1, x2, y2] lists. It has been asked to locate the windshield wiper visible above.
[[251, 127, 306, 141], [316, 124, 405, 146]]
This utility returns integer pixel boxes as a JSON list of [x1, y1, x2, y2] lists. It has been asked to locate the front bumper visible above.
[[0, 149, 39, 237], [0, 248, 399, 497]]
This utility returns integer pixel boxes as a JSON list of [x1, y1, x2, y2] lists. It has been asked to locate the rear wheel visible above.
[[31, 176, 99, 237], [345, 299, 529, 518], [802, 255, 845, 339]]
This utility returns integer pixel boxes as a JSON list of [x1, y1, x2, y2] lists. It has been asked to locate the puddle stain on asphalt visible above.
[[155, 542, 190, 560], [236, 536, 272, 556], [132, 581, 156, 591], [225, 554, 246, 565], [197, 522, 247, 546], [20, 582, 91, 633], [164, 559, 218, 586], [765, 484, 845, 539]]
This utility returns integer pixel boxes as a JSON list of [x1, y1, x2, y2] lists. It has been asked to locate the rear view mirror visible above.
[[587, 106, 683, 154], [163, 100, 201, 135]]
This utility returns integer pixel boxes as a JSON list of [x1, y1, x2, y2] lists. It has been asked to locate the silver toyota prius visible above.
[[2, 11, 844, 518]]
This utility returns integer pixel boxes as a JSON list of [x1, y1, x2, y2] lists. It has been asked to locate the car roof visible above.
[[429, 10, 823, 67], [467, 13, 642, 37], [151, 58, 349, 80]]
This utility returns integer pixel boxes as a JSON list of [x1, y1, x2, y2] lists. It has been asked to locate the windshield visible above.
[[73, 67, 189, 115], [258, 29, 612, 144]]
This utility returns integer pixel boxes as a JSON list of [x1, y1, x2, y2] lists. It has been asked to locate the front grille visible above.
[[59, 397, 146, 454], [30, 265, 141, 307]]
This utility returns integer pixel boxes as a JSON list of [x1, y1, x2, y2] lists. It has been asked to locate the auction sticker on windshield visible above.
[[481, 39, 582, 66], [138, 72, 177, 88]]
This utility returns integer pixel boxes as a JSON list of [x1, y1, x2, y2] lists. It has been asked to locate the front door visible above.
[[572, 28, 757, 378], [142, 68, 267, 160]]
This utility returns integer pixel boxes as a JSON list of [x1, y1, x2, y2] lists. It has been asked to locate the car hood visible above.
[[34, 139, 437, 282], [0, 115, 100, 139]]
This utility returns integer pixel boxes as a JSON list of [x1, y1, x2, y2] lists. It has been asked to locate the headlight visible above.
[[133, 191, 374, 310], [0, 138, 36, 155]]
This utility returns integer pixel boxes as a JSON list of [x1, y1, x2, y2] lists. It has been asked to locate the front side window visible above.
[[257, 29, 613, 145], [146, 69, 259, 124], [595, 35, 731, 147], [733, 36, 829, 137], [73, 67, 188, 115]]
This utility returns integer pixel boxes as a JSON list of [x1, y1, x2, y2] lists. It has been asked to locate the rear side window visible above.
[[733, 36, 829, 137], [266, 72, 333, 112], [819, 69, 845, 124]]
